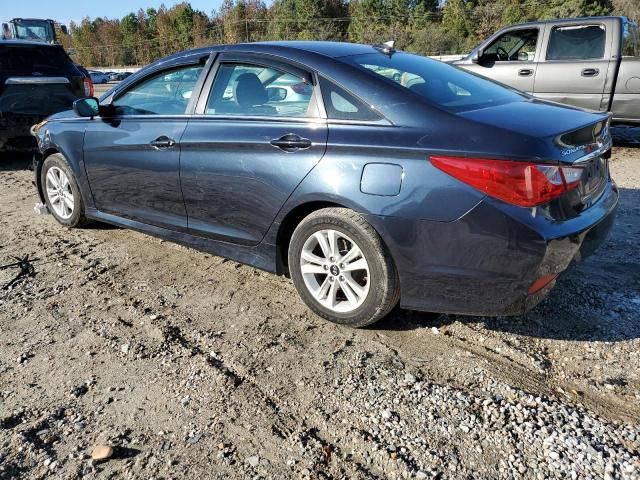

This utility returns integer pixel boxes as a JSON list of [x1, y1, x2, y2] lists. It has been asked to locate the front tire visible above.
[[288, 208, 400, 328], [41, 153, 88, 228]]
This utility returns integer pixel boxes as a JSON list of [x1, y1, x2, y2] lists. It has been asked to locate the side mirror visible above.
[[60, 25, 68, 36], [471, 49, 483, 64], [267, 87, 287, 102], [73, 97, 100, 118]]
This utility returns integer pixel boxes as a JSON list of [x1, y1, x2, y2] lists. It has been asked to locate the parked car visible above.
[[32, 41, 617, 327], [87, 70, 109, 84], [454, 16, 640, 124], [107, 71, 131, 82], [0, 40, 89, 151]]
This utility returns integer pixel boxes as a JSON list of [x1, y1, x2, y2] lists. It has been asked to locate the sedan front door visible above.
[[180, 54, 328, 245], [83, 61, 207, 231]]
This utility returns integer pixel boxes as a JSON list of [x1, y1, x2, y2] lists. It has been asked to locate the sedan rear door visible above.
[[180, 53, 328, 246]]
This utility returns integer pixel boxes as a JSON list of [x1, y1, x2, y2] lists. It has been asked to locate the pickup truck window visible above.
[[547, 25, 606, 61], [484, 29, 538, 62], [622, 21, 638, 57]]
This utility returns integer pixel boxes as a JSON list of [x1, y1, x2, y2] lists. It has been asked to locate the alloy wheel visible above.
[[299, 229, 370, 313], [45, 166, 75, 220]]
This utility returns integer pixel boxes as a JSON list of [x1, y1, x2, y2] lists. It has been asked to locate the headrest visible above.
[[234, 72, 268, 108]]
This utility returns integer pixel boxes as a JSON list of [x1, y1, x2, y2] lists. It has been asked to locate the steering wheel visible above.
[[496, 46, 509, 61]]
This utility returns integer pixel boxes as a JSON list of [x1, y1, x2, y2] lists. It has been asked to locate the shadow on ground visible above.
[[612, 125, 640, 146], [0, 152, 33, 172]]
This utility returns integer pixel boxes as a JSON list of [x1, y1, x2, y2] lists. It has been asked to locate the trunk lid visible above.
[[457, 98, 612, 213]]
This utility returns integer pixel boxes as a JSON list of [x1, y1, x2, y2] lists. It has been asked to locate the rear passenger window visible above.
[[319, 76, 383, 121], [205, 63, 318, 118], [547, 25, 606, 60]]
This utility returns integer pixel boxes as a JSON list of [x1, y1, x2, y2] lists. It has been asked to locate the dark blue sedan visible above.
[[32, 41, 618, 327]]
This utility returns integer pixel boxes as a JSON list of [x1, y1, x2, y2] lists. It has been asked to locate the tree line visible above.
[[58, 0, 639, 67]]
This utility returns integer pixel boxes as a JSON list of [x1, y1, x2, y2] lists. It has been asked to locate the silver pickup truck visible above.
[[454, 16, 640, 124]]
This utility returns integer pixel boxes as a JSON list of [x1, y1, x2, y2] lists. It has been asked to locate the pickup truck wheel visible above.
[[41, 153, 88, 228], [288, 208, 400, 328]]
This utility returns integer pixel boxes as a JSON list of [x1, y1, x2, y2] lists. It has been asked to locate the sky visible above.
[[0, 0, 224, 25]]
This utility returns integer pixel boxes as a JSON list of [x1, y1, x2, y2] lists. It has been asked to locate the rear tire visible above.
[[288, 208, 400, 328], [41, 153, 88, 228]]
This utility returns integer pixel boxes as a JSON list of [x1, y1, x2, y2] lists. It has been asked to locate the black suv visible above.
[[0, 41, 90, 151]]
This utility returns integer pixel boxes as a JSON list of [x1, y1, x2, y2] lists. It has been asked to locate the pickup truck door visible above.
[[533, 22, 615, 112], [460, 26, 542, 94]]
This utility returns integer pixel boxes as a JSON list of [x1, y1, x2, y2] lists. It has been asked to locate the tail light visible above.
[[431, 156, 583, 207], [83, 76, 94, 97]]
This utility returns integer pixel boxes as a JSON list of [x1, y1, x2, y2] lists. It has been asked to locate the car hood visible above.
[[457, 98, 608, 138]]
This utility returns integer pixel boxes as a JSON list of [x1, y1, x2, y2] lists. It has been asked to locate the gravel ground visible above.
[[0, 145, 638, 479]]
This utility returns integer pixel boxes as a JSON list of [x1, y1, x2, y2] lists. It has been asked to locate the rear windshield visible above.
[[0, 45, 78, 76], [345, 52, 524, 113], [622, 21, 639, 57]]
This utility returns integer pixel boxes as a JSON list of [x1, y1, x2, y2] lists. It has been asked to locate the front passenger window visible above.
[[113, 65, 203, 115]]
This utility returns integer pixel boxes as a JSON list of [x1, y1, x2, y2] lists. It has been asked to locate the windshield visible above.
[[345, 52, 525, 113], [622, 21, 639, 57], [13, 21, 55, 42]]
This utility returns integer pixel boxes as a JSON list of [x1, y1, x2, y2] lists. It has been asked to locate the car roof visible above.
[[248, 41, 376, 58], [512, 15, 625, 28], [154, 41, 380, 67]]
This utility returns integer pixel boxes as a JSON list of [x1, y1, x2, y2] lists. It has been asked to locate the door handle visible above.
[[581, 68, 599, 77], [150, 136, 176, 150], [518, 69, 534, 77], [270, 134, 312, 152]]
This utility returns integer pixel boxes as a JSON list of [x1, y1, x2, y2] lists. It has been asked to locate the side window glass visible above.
[[113, 65, 203, 115], [547, 25, 606, 60], [622, 22, 638, 57], [318, 76, 383, 121], [206, 63, 317, 118], [484, 29, 539, 62]]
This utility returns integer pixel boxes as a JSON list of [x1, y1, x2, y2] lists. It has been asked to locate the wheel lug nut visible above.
[[329, 277, 334, 282], [339, 276, 345, 281], [340, 263, 345, 269], [329, 257, 335, 262], [323, 265, 328, 271]]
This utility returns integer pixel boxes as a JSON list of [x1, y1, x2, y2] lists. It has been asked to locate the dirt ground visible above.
[[0, 143, 639, 479]]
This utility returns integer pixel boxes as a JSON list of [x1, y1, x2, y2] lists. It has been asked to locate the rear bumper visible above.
[[366, 181, 618, 317]]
